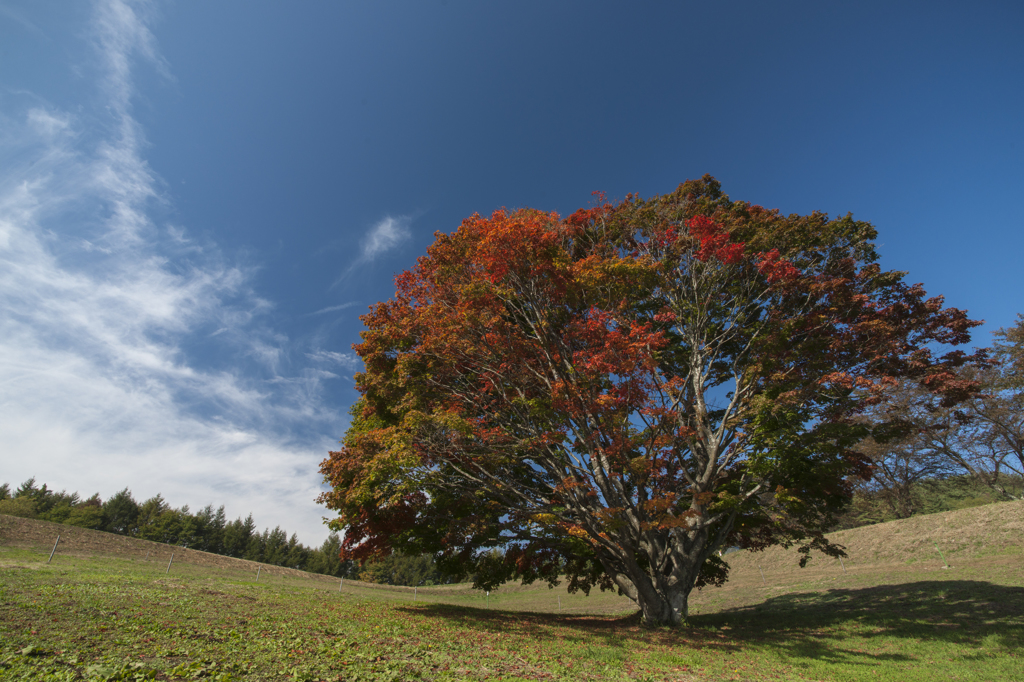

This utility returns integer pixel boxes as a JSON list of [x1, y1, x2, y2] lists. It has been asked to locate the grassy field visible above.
[[1, 501, 1022, 681]]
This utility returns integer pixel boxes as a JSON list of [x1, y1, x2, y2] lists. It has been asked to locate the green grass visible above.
[[1, 539, 1022, 680]]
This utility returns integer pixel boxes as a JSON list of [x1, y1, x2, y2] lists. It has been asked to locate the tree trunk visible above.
[[610, 561, 694, 626], [635, 585, 689, 626], [600, 519, 730, 627]]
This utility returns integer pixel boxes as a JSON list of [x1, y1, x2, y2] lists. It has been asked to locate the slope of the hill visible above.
[[728, 497, 1023, 572], [2, 502, 1023, 681], [4, 499, 1022, 616], [682, 498, 1024, 617], [0, 513, 324, 582]]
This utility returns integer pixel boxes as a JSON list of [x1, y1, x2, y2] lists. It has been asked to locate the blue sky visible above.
[[1, 0, 1021, 544]]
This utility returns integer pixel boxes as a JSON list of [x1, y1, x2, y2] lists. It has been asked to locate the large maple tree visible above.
[[319, 176, 981, 625]]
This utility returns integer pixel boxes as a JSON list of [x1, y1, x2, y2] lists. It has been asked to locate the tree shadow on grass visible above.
[[399, 602, 698, 649], [402, 580, 1024, 667], [708, 580, 1024, 665]]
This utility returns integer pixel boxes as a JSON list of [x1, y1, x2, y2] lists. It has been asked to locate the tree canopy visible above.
[[319, 176, 982, 625]]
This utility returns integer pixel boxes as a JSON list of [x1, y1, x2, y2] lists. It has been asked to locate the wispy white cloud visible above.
[[0, 0, 340, 544], [332, 215, 411, 286], [309, 302, 359, 316], [306, 350, 361, 370], [26, 109, 72, 138], [361, 215, 411, 261]]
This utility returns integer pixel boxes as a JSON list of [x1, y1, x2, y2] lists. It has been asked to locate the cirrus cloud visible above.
[[332, 215, 412, 286], [0, 0, 341, 544]]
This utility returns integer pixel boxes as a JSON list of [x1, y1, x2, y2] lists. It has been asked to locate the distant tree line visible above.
[[0, 482, 354, 577], [837, 315, 1024, 527], [0, 480, 449, 585]]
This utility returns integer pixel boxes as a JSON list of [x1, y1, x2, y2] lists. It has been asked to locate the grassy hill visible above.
[[1, 501, 1022, 680]]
